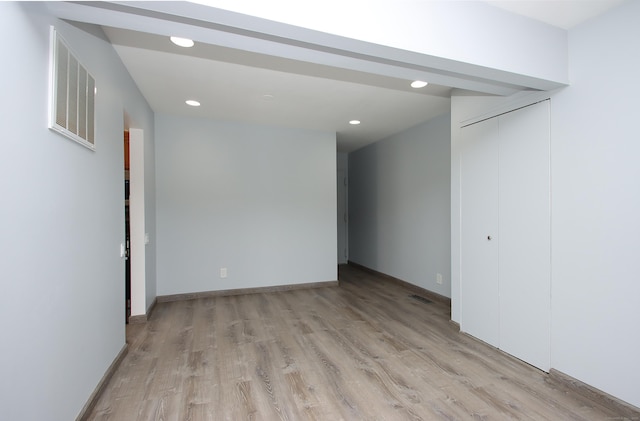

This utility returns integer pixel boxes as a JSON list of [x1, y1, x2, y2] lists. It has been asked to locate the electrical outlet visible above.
[[436, 273, 443, 285], [220, 267, 228, 278]]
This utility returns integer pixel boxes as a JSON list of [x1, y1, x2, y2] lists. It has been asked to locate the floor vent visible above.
[[409, 294, 432, 304]]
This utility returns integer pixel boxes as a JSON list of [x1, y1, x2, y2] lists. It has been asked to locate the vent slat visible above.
[[67, 54, 78, 135], [49, 28, 95, 150], [55, 39, 68, 128], [78, 67, 87, 139], [87, 76, 95, 143]]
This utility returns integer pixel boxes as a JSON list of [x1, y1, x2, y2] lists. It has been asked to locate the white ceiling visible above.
[[104, 27, 452, 153], [487, 0, 625, 29], [96, 0, 623, 152]]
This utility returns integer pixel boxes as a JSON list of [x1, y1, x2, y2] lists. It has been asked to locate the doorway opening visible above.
[[337, 169, 348, 264], [124, 130, 131, 323]]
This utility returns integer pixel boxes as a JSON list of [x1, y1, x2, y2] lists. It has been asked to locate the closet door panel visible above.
[[460, 117, 500, 347], [498, 101, 551, 371]]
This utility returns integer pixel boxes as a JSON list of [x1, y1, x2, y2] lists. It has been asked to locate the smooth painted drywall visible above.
[[0, 3, 155, 420], [450, 0, 640, 408], [188, 0, 567, 88], [155, 115, 337, 295], [550, 0, 640, 408], [349, 114, 451, 297], [52, 1, 567, 96]]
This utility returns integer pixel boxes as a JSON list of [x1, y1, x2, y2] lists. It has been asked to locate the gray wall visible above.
[[0, 3, 155, 420], [550, 0, 640, 407], [155, 114, 337, 295], [198, 1, 568, 88], [450, 1, 640, 408], [349, 114, 451, 297]]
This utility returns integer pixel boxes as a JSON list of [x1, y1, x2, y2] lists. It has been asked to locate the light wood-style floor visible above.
[[88, 265, 639, 420]]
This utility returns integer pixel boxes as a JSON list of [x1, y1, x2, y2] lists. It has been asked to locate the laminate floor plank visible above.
[[86, 265, 639, 420]]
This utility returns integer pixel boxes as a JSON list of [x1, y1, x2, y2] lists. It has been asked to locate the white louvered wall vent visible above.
[[49, 27, 96, 150]]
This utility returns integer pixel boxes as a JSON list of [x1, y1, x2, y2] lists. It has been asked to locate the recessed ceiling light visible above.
[[411, 80, 428, 88], [262, 94, 275, 101], [170, 36, 194, 48], [349, 120, 361, 125], [185, 100, 200, 107]]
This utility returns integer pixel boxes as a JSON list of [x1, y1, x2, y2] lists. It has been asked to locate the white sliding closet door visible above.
[[460, 117, 500, 348], [498, 101, 550, 371], [459, 100, 550, 372]]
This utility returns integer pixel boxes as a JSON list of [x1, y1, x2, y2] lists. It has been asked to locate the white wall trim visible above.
[[129, 128, 146, 317]]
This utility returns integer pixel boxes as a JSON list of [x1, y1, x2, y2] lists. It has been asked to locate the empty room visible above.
[[1, 1, 639, 420]]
